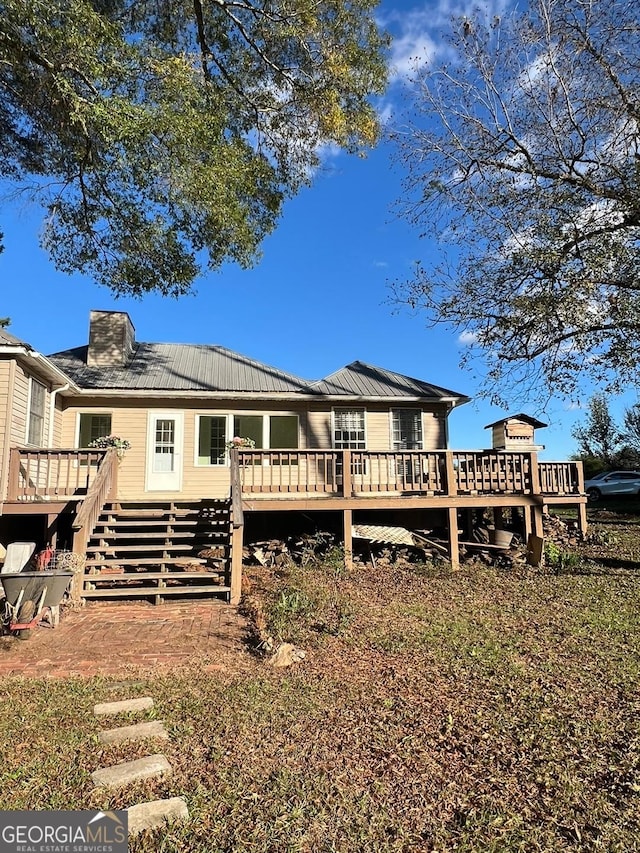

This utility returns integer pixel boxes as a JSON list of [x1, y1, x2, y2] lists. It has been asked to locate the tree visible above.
[[571, 394, 621, 468], [622, 404, 640, 449], [0, 0, 387, 295], [571, 394, 640, 473], [393, 0, 640, 404]]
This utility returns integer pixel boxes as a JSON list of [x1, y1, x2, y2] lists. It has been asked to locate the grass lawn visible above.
[[1, 515, 639, 852]]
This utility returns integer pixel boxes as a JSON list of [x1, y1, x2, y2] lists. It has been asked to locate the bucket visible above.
[[489, 529, 513, 548]]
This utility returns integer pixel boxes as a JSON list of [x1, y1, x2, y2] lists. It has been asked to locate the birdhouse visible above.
[[484, 414, 547, 452]]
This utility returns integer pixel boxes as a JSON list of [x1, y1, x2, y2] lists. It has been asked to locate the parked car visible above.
[[584, 470, 640, 501]]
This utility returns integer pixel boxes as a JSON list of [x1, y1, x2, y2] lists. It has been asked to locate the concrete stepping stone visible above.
[[91, 754, 171, 790], [94, 697, 154, 716], [127, 797, 189, 836], [98, 720, 169, 745]]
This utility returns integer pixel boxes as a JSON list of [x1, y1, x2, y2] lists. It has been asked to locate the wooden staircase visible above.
[[79, 500, 232, 603]]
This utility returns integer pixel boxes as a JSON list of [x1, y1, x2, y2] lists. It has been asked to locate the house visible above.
[[0, 311, 587, 605]]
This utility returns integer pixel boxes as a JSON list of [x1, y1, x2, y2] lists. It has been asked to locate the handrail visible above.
[[72, 447, 118, 532], [229, 448, 244, 527], [6, 447, 107, 501], [236, 449, 583, 499]]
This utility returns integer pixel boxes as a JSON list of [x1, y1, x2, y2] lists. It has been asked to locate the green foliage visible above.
[[268, 587, 318, 640], [394, 0, 640, 403], [572, 394, 640, 471], [544, 541, 580, 573], [0, 0, 387, 295], [571, 394, 621, 466]]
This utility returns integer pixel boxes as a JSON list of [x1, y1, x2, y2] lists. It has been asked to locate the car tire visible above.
[[587, 487, 601, 502]]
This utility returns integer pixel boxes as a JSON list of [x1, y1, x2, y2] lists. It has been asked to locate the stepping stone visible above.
[[94, 697, 154, 716], [91, 754, 171, 790], [98, 720, 169, 745], [127, 797, 189, 836]]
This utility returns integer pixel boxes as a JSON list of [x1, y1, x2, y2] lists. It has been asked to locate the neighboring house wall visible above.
[[0, 356, 64, 500]]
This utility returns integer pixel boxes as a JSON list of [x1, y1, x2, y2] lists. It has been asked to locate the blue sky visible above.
[[0, 0, 636, 460]]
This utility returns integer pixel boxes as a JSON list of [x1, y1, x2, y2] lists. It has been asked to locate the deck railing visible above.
[[235, 449, 583, 499], [6, 447, 109, 502]]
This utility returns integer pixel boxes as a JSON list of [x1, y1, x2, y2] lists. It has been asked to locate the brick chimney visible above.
[[87, 310, 135, 368]]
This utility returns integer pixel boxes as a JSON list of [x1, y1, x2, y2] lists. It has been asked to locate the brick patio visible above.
[[0, 601, 249, 678]]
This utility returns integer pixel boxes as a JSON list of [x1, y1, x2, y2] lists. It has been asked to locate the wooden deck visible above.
[[234, 448, 585, 506], [1, 447, 586, 602]]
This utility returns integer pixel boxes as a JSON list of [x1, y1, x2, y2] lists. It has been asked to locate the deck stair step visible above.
[[87, 572, 224, 581], [85, 557, 208, 567], [80, 498, 232, 603], [87, 543, 194, 553], [83, 585, 231, 599], [96, 516, 228, 530], [93, 533, 225, 542]]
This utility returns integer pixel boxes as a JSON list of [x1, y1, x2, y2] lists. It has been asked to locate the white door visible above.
[[146, 412, 184, 491]]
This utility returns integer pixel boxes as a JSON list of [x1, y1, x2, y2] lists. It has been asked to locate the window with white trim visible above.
[[197, 415, 227, 465], [196, 414, 299, 465], [333, 408, 366, 450], [27, 379, 46, 445], [391, 409, 423, 451]]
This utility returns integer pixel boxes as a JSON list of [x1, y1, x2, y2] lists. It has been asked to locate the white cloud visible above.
[[383, 0, 511, 85], [458, 329, 479, 346]]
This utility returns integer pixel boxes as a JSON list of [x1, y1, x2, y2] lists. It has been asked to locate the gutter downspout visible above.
[[48, 383, 70, 447]]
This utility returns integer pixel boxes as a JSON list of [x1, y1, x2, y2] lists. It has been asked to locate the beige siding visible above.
[[58, 397, 452, 501], [11, 362, 30, 445], [0, 360, 10, 446], [52, 398, 64, 447], [61, 398, 317, 501], [306, 404, 331, 449], [0, 357, 62, 499], [0, 360, 12, 500]]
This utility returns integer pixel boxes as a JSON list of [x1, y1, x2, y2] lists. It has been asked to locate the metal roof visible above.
[[485, 413, 548, 429], [47, 345, 470, 402], [48, 343, 313, 393], [309, 361, 469, 401]]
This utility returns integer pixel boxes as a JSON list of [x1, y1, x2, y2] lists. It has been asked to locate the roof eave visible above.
[[73, 388, 470, 404], [1, 346, 79, 391]]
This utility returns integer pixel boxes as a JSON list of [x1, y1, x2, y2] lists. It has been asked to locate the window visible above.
[[333, 408, 366, 475], [153, 419, 175, 472], [27, 379, 46, 445], [197, 414, 299, 465], [234, 415, 264, 449], [392, 409, 423, 450], [233, 415, 299, 451], [333, 409, 366, 450], [78, 413, 112, 447], [197, 415, 227, 465], [269, 416, 298, 449]]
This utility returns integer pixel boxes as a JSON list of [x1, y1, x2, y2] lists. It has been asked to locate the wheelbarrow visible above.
[[0, 571, 73, 639]]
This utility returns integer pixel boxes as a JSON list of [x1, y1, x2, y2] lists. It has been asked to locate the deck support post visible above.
[[230, 523, 244, 605], [493, 507, 504, 530], [46, 513, 59, 548], [522, 505, 532, 541], [343, 509, 353, 572], [463, 508, 474, 541], [447, 507, 460, 571], [71, 527, 88, 602], [577, 503, 588, 537], [531, 504, 544, 539]]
